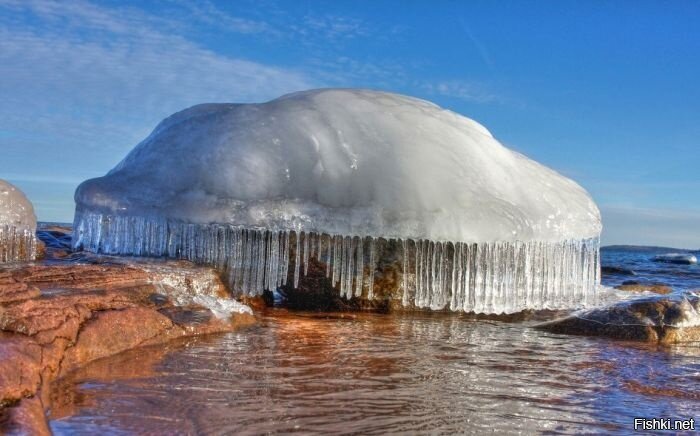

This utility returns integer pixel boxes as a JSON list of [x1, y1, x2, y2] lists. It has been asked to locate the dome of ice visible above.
[[1, 179, 37, 262], [73, 89, 602, 313], [76, 89, 599, 242]]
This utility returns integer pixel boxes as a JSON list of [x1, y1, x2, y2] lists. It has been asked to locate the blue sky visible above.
[[1, 0, 699, 248]]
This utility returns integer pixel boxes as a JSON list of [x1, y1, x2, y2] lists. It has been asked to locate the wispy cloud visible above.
[[1, 0, 178, 37], [420, 80, 501, 104], [0, 0, 507, 222], [164, 0, 275, 35], [293, 14, 369, 41], [458, 18, 495, 72], [0, 0, 316, 220], [0, 0, 316, 144]]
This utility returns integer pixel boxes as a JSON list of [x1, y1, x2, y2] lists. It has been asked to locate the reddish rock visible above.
[[60, 307, 176, 371], [0, 280, 40, 304], [35, 239, 46, 260], [615, 281, 672, 294], [0, 258, 255, 433], [0, 396, 50, 436], [0, 333, 42, 407]]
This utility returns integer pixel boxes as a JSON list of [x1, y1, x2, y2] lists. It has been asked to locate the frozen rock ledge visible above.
[[0, 180, 37, 262], [72, 88, 602, 314]]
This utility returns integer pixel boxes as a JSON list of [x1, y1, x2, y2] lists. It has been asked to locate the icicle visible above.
[[309, 232, 315, 261], [338, 236, 346, 297], [355, 237, 364, 297], [450, 242, 460, 311], [401, 239, 408, 306], [332, 235, 341, 286], [264, 230, 273, 291], [293, 231, 301, 289], [343, 236, 354, 299], [339, 236, 349, 298], [256, 230, 266, 295], [415, 239, 422, 305], [324, 234, 331, 278], [0, 225, 36, 262], [302, 231, 309, 276], [270, 231, 279, 289], [71, 211, 601, 314], [367, 238, 375, 300]]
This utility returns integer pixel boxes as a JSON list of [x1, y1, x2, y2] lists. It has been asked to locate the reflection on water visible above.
[[49, 310, 700, 435]]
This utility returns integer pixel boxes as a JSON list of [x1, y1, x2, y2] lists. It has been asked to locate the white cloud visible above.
[[0, 0, 317, 221], [164, 0, 276, 35], [0, 0, 506, 222], [0, 1, 314, 123]]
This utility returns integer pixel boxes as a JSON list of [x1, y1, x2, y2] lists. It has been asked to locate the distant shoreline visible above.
[[602, 244, 699, 253]]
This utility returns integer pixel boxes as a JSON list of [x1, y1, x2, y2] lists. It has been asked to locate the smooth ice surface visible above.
[[0, 179, 36, 232], [1, 179, 37, 262], [75, 89, 601, 243]]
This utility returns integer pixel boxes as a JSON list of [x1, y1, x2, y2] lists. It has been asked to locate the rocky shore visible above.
[[1, 226, 699, 433], [0, 228, 255, 434]]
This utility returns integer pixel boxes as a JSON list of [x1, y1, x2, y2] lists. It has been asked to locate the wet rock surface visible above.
[[279, 257, 390, 312], [537, 291, 700, 344], [615, 280, 673, 294], [0, 228, 255, 433], [601, 265, 635, 276]]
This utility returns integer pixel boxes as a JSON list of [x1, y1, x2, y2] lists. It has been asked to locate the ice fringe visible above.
[[72, 212, 600, 314], [0, 225, 37, 263]]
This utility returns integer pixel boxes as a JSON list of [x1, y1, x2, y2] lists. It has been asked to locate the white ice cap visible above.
[[0, 179, 36, 232], [75, 89, 601, 243]]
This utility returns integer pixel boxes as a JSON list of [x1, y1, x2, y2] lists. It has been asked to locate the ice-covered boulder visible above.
[[0, 180, 37, 262], [537, 291, 700, 344], [73, 89, 602, 313]]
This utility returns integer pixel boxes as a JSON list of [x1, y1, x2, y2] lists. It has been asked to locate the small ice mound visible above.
[[653, 253, 698, 265], [192, 294, 254, 318], [72, 88, 602, 314], [0, 179, 37, 262]]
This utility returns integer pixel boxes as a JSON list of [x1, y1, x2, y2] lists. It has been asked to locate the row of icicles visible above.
[[0, 225, 37, 263], [72, 213, 600, 313]]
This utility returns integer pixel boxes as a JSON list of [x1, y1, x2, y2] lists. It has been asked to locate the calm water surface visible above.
[[48, 247, 700, 435], [49, 310, 700, 435]]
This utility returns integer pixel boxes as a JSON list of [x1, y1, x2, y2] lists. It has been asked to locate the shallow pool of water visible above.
[[49, 310, 700, 435]]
